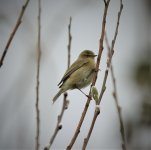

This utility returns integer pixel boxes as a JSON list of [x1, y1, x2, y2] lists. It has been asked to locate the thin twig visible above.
[[0, 0, 30, 68], [44, 17, 72, 150], [82, 0, 123, 149], [67, 17, 72, 69], [44, 93, 69, 150], [35, 0, 41, 150], [105, 32, 127, 150], [66, 1, 110, 149], [82, 106, 100, 150]]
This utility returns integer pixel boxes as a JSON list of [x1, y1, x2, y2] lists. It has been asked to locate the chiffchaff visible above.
[[52, 50, 97, 103]]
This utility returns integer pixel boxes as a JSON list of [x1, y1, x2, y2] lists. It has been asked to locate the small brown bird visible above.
[[52, 50, 97, 103]]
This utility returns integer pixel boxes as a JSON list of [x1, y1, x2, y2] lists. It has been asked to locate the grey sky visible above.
[[0, 0, 150, 149]]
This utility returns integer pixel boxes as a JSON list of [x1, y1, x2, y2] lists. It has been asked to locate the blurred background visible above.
[[0, 0, 150, 149]]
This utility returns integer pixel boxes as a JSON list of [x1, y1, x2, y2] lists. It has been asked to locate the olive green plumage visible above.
[[52, 50, 96, 103]]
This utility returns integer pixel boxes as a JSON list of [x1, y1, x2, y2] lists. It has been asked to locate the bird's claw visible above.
[[95, 68, 101, 72], [86, 95, 92, 100]]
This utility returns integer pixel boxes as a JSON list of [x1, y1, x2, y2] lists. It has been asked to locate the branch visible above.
[[35, 0, 41, 149], [44, 17, 72, 150], [82, 0, 123, 149], [66, 1, 110, 149], [82, 106, 100, 150], [44, 93, 69, 150], [0, 0, 30, 68], [105, 32, 127, 150], [67, 17, 72, 69], [111, 66, 127, 150]]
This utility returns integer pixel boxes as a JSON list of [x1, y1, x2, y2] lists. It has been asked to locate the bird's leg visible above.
[[77, 88, 92, 99]]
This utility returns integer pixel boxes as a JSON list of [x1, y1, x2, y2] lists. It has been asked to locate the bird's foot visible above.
[[86, 94, 92, 100], [95, 68, 101, 72]]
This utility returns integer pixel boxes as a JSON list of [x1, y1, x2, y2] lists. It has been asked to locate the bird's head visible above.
[[79, 50, 97, 59]]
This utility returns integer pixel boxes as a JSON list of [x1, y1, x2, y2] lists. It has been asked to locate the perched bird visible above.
[[52, 50, 97, 103]]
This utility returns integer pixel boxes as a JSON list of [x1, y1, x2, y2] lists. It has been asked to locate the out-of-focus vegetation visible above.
[[126, 50, 151, 149]]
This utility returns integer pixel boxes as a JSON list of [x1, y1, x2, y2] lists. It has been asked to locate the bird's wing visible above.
[[58, 59, 88, 87]]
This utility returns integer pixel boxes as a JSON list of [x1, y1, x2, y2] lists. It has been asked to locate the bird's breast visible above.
[[70, 61, 95, 89], [61, 59, 96, 90]]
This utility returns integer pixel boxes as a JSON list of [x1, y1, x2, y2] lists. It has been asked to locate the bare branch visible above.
[[67, 17, 72, 69], [103, 0, 107, 5], [44, 17, 72, 150], [105, 32, 127, 150], [35, 0, 41, 149], [106, 0, 123, 70], [82, 106, 100, 150], [0, 0, 30, 68], [66, 1, 110, 149], [44, 93, 69, 150], [82, 0, 123, 149]]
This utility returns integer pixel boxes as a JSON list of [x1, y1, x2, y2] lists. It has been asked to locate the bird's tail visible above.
[[52, 89, 64, 103]]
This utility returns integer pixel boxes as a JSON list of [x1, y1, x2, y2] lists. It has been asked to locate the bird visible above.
[[52, 50, 97, 103]]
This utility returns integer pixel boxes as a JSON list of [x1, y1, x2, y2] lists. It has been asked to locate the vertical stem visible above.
[[44, 17, 72, 150], [81, 0, 123, 149], [35, 0, 41, 149], [66, 1, 110, 149], [67, 17, 72, 69], [45, 94, 68, 150], [82, 107, 100, 150], [105, 31, 126, 150]]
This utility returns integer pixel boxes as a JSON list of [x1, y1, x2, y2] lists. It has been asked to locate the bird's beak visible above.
[[93, 54, 97, 57]]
